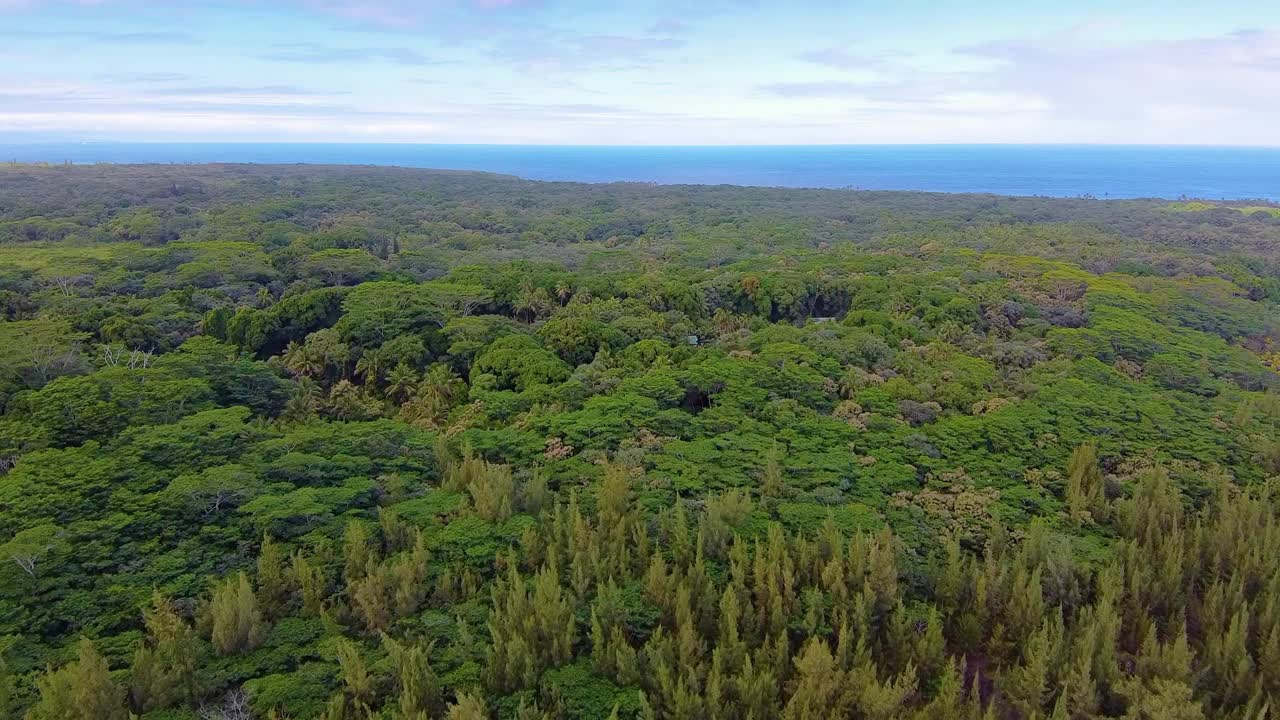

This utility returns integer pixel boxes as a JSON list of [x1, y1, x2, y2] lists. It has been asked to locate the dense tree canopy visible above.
[[0, 163, 1278, 719]]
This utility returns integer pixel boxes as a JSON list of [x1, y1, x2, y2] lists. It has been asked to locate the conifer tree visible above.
[[210, 572, 266, 656], [761, 443, 785, 500], [783, 638, 851, 719], [344, 521, 373, 585], [468, 462, 515, 522], [1117, 677, 1205, 720], [293, 549, 328, 616], [334, 638, 374, 718], [1065, 443, 1105, 522], [1003, 617, 1054, 717], [384, 634, 442, 720], [446, 690, 490, 720], [520, 470, 550, 517], [27, 638, 126, 720], [379, 506, 414, 554], [257, 533, 288, 618], [129, 591, 201, 716]]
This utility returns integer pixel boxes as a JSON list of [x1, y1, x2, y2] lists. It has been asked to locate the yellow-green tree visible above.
[[210, 572, 266, 656]]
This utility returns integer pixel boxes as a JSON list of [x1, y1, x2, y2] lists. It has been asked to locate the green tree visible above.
[[1065, 443, 1105, 522], [27, 638, 126, 720], [210, 572, 266, 656]]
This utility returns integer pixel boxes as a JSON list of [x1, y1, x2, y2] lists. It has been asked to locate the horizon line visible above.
[[4, 140, 1280, 150]]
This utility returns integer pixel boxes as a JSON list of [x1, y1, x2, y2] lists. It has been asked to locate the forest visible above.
[[0, 162, 1278, 719]]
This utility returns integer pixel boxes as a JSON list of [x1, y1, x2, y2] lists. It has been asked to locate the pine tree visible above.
[[911, 607, 947, 684], [379, 508, 413, 555], [1061, 641, 1100, 719], [468, 461, 515, 522], [321, 693, 348, 720], [1205, 606, 1254, 710], [344, 521, 374, 585], [1003, 618, 1054, 717], [1065, 443, 1105, 523], [1137, 619, 1194, 686], [761, 443, 785, 499], [520, 470, 550, 516], [866, 527, 900, 613], [783, 638, 851, 719], [335, 638, 374, 718], [384, 634, 442, 720], [351, 564, 392, 633], [446, 690, 490, 720], [211, 572, 266, 656], [148, 590, 200, 705], [486, 562, 575, 692], [293, 549, 328, 616], [28, 638, 127, 720], [1117, 677, 1205, 720], [258, 533, 288, 618], [912, 659, 964, 719]]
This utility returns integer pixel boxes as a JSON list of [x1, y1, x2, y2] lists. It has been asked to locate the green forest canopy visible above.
[[0, 163, 1278, 719]]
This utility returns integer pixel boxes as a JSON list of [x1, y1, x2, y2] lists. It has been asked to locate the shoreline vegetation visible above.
[[1, 163, 1278, 719]]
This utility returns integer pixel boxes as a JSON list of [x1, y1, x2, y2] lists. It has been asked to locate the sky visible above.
[[0, 0, 1278, 145]]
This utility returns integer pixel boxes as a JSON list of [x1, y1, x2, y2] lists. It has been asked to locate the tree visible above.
[[1, 524, 65, 578], [257, 534, 288, 617], [429, 283, 494, 318], [384, 634, 442, 719], [782, 638, 851, 719], [386, 363, 419, 403], [165, 465, 261, 519], [0, 319, 87, 388], [334, 638, 374, 718], [130, 590, 200, 712], [281, 340, 323, 378], [336, 281, 451, 347], [1002, 618, 1055, 716], [1118, 677, 1205, 720], [487, 562, 575, 692], [466, 460, 515, 523], [0, 655, 15, 719], [210, 572, 266, 656], [471, 334, 570, 391], [299, 248, 382, 286], [293, 549, 328, 616], [1065, 443, 1105, 522], [447, 691, 490, 720], [27, 638, 126, 720]]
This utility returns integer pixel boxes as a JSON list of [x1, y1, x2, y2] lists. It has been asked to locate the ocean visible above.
[[2, 143, 1278, 201]]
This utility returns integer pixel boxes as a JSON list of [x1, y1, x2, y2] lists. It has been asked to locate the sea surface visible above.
[[3, 143, 1278, 200]]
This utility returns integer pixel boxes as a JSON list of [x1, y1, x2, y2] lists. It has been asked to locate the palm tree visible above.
[[418, 364, 465, 406], [282, 377, 321, 423], [327, 380, 367, 420], [838, 366, 864, 399], [399, 364, 466, 428], [514, 287, 539, 323], [255, 286, 274, 308], [385, 363, 418, 403], [280, 341, 321, 378], [529, 287, 554, 321], [354, 350, 386, 387], [554, 282, 573, 305]]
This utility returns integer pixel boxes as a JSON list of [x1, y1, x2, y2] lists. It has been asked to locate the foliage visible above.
[[0, 164, 1278, 719]]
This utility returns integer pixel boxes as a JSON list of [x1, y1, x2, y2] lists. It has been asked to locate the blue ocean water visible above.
[[2, 143, 1278, 200]]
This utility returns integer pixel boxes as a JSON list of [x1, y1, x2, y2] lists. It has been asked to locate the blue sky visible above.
[[1, 0, 1277, 144]]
